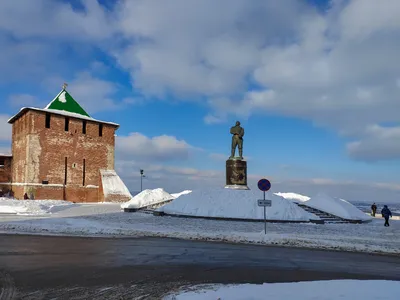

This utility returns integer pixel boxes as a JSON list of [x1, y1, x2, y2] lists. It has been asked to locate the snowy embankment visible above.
[[164, 280, 400, 300], [274, 192, 310, 203], [171, 190, 192, 199], [121, 188, 176, 209], [158, 188, 319, 221], [0, 198, 76, 215], [304, 193, 372, 221]]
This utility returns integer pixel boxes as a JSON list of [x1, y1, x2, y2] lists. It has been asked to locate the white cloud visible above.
[[116, 132, 193, 162], [209, 153, 227, 161], [8, 94, 37, 107], [0, 0, 116, 41], [1, 0, 400, 161], [347, 125, 400, 161], [0, 115, 12, 141], [114, 0, 306, 97]]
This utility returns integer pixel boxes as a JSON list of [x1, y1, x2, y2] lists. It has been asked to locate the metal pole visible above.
[[140, 174, 143, 192], [263, 191, 266, 234]]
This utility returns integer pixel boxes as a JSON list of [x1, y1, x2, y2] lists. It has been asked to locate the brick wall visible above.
[[0, 156, 12, 183], [9, 110, 118, 202]]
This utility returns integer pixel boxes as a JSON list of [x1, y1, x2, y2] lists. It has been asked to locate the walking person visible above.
[[381, 205, 392, 227], [371, 203, 377, 217]]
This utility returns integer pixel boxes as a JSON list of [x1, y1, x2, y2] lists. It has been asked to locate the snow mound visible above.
[[158, 188, 319, 221], [121, 188, 175, 209], [274, 192, 310, 203], [171, 190, 192, 199], [0, 198, 76, 215], [165, 280, 400, 300], [304, 193, 372, 221], [100, 170, 132, 202]]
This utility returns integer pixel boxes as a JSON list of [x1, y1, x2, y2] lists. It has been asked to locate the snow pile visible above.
[[0, 198, 75, 215], [164, 280, 400, 300], [274, 192, 310, 203], [171, 190, 192, 199], [121, 188, 175, 209], [158, 188, 319, 221], [100, 170, 132, 202], [304, 193, 372, 221]]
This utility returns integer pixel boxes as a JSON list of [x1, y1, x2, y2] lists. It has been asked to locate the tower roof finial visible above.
[[62, 82, 68, 90]]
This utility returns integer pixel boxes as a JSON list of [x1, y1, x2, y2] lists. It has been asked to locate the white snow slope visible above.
[[0, 198, 76, 215], [165, 280, 400, 300], [121, 188, 175, 209], [274, 192, 310, 202], [100, 170, 132, 201], [171, 190, 192, 199], [159, 188, 319, 221], [304, 193, 372, 221]]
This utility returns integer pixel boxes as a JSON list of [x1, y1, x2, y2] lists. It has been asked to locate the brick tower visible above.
[[4, 84, 132, 202]]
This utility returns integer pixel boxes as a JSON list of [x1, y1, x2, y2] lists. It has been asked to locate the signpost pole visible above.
[[263, 190, 266, 234]]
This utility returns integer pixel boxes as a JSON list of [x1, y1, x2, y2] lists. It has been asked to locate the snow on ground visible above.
[[0, 203, 399, 254], [171, 190, 192, 199], [158, 188, 319, 221], [121, 188, 175, 209], [273, 192, 310, 203], [304, 193, 372, 221], [0, 198, 76, 215], [164, 280, 400, 300]]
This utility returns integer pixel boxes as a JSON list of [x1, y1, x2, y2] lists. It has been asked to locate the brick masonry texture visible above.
[[0, 156, 12, 183], [8, 109, 120, 202]]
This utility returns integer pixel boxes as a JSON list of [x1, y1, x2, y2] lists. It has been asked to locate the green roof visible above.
[[45, 88, 90, 117]]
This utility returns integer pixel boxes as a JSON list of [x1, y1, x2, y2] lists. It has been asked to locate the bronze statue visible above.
[[230, 121, 244, 159]]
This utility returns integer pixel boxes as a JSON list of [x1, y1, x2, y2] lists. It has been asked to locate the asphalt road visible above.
[[1, 234, 399, 299]]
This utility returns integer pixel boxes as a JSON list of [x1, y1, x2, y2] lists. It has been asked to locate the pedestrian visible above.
[[381, 205, 392, 227], [371, 203, 377, 217], [23, 193, 29, 200]]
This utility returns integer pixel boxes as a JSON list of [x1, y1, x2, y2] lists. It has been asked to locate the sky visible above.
[[0, 0, 399, 202]]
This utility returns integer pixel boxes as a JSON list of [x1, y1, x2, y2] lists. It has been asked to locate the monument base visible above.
[[225, 158, 249, 190]]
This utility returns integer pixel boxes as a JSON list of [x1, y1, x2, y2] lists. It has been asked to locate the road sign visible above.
[[257, 178, 271, 192], [258, 199, 272, 207]]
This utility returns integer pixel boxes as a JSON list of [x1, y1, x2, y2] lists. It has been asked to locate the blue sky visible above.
[[0, 0, 399, 201]]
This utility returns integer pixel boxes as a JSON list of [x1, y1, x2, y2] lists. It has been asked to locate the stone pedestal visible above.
[[225, 158, 249, 190]]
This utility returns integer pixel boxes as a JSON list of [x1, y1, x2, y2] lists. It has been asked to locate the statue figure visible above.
[[230, 121, 244, 159]]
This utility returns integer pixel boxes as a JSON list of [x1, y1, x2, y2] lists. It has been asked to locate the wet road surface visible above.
[[1, 234, 399, 299]]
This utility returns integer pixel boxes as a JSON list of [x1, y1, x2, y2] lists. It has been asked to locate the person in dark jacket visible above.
[[381, 205, 392, 227], [371, 203, 377, 217]]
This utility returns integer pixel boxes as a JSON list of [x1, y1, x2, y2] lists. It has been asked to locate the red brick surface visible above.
[[8, 109, 118, 202], [0, 156, 12, 183]]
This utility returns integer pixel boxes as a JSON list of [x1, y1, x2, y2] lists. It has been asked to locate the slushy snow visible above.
[[304, 193, 372, 221], [164, 280, 400, 300], [274, 192, 310, 203], [158, 188, 319, 221], [0, 198, 76, 215], [121, 188, 175, 209]]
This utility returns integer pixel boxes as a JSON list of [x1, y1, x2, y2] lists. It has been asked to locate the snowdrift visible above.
[[121, 188, 175, 209], [0, 198, 76, 215], [171, 190, 192, 199], [100, 170, 132, 202], [304, 193, 372, 221], [158, 188, 319, 221], [274, 192, 310, 203]]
